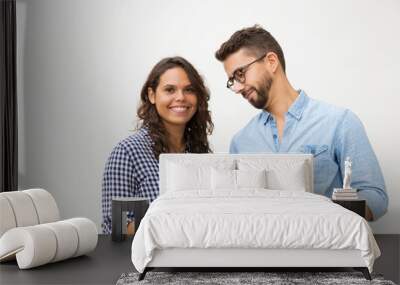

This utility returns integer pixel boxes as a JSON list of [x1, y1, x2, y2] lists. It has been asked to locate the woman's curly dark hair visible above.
[[137, 56, 214, 160]]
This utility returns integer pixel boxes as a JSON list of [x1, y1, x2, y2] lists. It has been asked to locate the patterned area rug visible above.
[[116, 271, 396, 285]]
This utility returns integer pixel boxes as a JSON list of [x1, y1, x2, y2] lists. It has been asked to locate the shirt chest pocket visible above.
[[300, 144, 329, 157]]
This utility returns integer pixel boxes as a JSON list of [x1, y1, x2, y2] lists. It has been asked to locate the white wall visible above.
[[16, 0, 400, 233]]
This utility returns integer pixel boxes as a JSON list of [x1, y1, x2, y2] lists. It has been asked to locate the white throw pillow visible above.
[[266, 163, 307, 191], [237, 159, 309, 192], [165, 158, 236, 192], [236, 169, 267, 189], [167, 162, 210, 191], [211, 168, 236, 190], [211, 168, 268, 191]]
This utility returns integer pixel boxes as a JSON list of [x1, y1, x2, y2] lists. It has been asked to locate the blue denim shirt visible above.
[[230, 90, 388, 220]]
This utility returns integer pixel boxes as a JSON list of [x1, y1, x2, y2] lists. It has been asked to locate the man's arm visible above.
[[334, 110, 388, 220]]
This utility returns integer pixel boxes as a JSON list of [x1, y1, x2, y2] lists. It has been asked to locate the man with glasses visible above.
[[215, 25, 388, 221]]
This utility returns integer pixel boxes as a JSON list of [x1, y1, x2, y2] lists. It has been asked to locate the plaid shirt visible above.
[[101, 128, 159, 234]]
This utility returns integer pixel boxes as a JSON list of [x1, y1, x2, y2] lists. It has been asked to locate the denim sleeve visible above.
[[101, 144, 137, 234], [229, 136, 239, 154], [334, 110, 388, 220]]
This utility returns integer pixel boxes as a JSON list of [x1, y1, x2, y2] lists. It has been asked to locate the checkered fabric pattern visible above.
[[101, 128, 159, 234]]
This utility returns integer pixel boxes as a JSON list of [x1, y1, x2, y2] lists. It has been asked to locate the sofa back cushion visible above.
[[0, 189, 60, 238]]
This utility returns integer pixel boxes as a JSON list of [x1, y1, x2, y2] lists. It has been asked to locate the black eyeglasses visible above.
[[226, 53, 267, 90]]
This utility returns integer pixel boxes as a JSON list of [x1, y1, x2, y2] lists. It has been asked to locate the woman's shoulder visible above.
[[119, 127, 151, 147], [115, 128, 152, 151], [111, 128, 153, 160], [104, 128, 157, 181]]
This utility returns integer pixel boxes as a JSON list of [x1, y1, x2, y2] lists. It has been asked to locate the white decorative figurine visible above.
[[332, 157, 357, 200], [343, 156, 352, 190]]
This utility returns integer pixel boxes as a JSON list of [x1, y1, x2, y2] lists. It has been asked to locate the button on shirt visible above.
[[229, 90, 388, 219]]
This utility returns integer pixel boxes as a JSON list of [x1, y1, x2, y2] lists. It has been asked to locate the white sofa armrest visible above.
[[0, 218, 98, 269]]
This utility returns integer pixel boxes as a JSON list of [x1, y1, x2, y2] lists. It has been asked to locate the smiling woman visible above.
[[147, 67, 200, 153], [101, 57, 214, 235]]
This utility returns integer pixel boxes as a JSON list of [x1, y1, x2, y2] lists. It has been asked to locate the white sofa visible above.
[[0, 188, 98, 269]]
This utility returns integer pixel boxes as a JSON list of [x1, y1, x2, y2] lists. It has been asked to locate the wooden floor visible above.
[[374, 234, 400, 284], [0, 234, 398, 284]]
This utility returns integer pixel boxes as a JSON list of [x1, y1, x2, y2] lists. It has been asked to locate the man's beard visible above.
[[249, 75, 273, 109]]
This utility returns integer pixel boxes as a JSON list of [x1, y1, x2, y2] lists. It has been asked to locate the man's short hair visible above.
[[215, 25, 286, 72]]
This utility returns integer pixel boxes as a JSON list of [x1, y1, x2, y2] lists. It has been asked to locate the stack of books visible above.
[[332, 188, 358, 200]]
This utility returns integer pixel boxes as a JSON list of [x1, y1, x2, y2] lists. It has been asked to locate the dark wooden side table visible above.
[[332, 199, 366, 218], [112, 197, 149, 241]]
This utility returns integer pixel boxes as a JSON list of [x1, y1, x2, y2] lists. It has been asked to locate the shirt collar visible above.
[[287, 90, 308, 120], [262, 90, 309, 124]]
